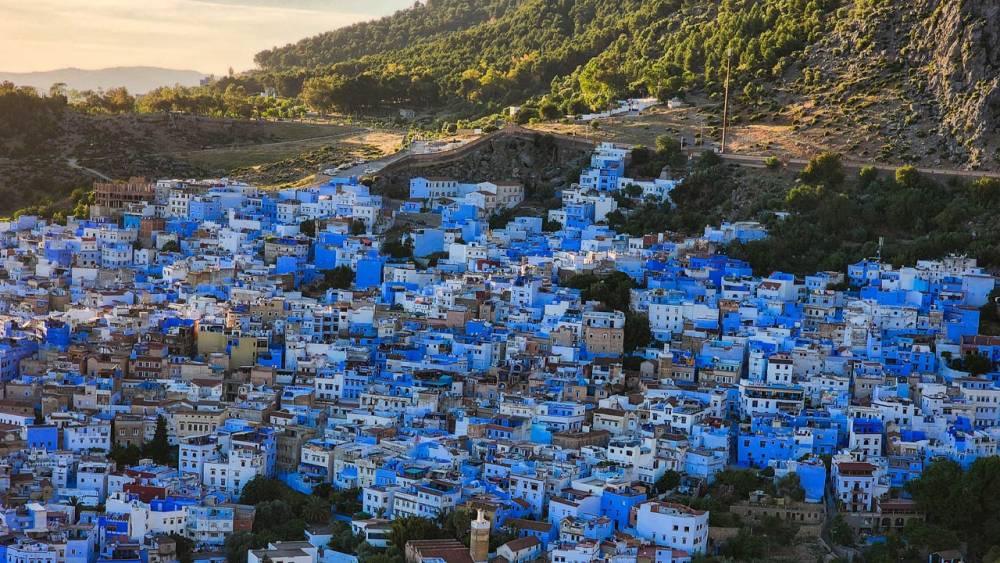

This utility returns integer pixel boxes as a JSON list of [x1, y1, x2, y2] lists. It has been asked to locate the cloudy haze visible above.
[[1, 0, 414, 75]]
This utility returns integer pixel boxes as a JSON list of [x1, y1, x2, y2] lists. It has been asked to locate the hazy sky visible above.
[[0, 0, 414, 75]]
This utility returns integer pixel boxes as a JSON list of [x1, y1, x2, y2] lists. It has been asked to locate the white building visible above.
[[7, 541, 58, 563], [634, 501, 709, 554], [509, 473, 546, 517], [63, 421, 111, 452], [765, 354, 794, 385], [391, 483, 460, 519], [76, 460, 111, 503], [202, 448, 265, 495], [833, 461, 877, 513]]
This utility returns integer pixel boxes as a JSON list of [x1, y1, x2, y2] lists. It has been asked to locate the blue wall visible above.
[[600, 489, 645, 530], [27, 425, 59, 451]]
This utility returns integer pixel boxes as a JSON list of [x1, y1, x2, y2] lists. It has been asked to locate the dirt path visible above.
[[528, 108, 1000, 181], [708, 151, 1000, 180], [66, 157, 112, 181]]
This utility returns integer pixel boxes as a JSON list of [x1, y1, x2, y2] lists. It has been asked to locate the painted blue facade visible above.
[[26, 425, 59, 450], [599, 487, 645, 530]]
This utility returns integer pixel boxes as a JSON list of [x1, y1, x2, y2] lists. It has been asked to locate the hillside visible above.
[[783, 0, 1000, 167], [254, 1, 519, 70], [0, 66, 207, 94], [0, 83, 391, 215], [251, 0, 1000, 168]]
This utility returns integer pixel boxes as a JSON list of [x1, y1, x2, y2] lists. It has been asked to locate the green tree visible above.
[[143, 415, 173, 465], [223, 84, 252, 118], [488, 208, 518, 230], [721, 526, 768, 560], [948, 352, 994, 375], [709, 469, 775, 505], [224, 531, 255, 563], [320, 266, 355, 291], [565, 271, 636, 313], [785, 184, 825, 213], [969, 177, 1000, 206], [300, 219, 316, 237], [240, 476, 291, 505], [303, 496, 332, 524], [349, 219, 367, 235], [301, 75, 339, 113], [109, 444, 143, 467], [542, 219, 562, 232], [980, 287, 1000, 335], [653, 470, 681, 494], [327, 521, 365, 553], [514, 106, 540, 124], [624, 312, 652, 353], [312, 483, 335, 499], [160, 240, 181, 253], [862, 533, 912, 563], [103, 87, 136, 113], [799, 152, 844, 189], [829, 514, 854, 546], [895, 165, 921, 189], [389, 517, 449, 552], [775, 473, 805, 502], [328, 487, 363, 516], [901, 520, 960, 552], [382, 237, 413, 260], [859, 165, 879, 186], [439, 509, 474, 546], [655, 134, 680, 156], [538, 100, 561, 120], [623, 184, 644, 199], [170, 533, 195, 563], [905, 457, 1000, 558]]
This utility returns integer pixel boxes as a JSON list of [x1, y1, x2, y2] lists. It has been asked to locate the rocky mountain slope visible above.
[[915, 0, 999, 166], [251, 0, 999, 168], [779, 0, 999, 167]]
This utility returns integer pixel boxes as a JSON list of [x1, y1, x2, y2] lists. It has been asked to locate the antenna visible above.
[[721, 47, 733, 155]]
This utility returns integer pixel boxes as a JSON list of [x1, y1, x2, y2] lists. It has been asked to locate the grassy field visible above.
[[164, 123, 404, 174], [0, 110, 412, 215], [169, 130, 358, 171]]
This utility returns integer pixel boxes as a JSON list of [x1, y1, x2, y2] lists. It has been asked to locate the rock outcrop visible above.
[[914, 0, 1000, 167], [375, 130, 594, 201]]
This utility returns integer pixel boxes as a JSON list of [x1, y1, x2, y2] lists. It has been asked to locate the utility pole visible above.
[[721, 47, 733, 154]]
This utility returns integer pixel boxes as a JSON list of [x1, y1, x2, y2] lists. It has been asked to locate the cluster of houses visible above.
[[0, 140, 994, 563]]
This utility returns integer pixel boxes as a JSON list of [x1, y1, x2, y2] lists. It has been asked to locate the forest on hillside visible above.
[[242, 0, 998, 167], [243, 0, 838, 116]]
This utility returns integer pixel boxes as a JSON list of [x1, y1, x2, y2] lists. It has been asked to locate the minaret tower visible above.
[[470, 509, 490, 563]]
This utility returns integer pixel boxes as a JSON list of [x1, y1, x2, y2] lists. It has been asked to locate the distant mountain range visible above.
[[0, 66, 209, 94]]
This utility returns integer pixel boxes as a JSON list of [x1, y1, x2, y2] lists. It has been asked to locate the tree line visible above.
[[6, 1, 847, 125], [0, 81, 65, 156], [240, 0, 841, 117], [1, 79, 309, 123], [605, 148, 1000, 277], [71, 83, 308, 120]]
